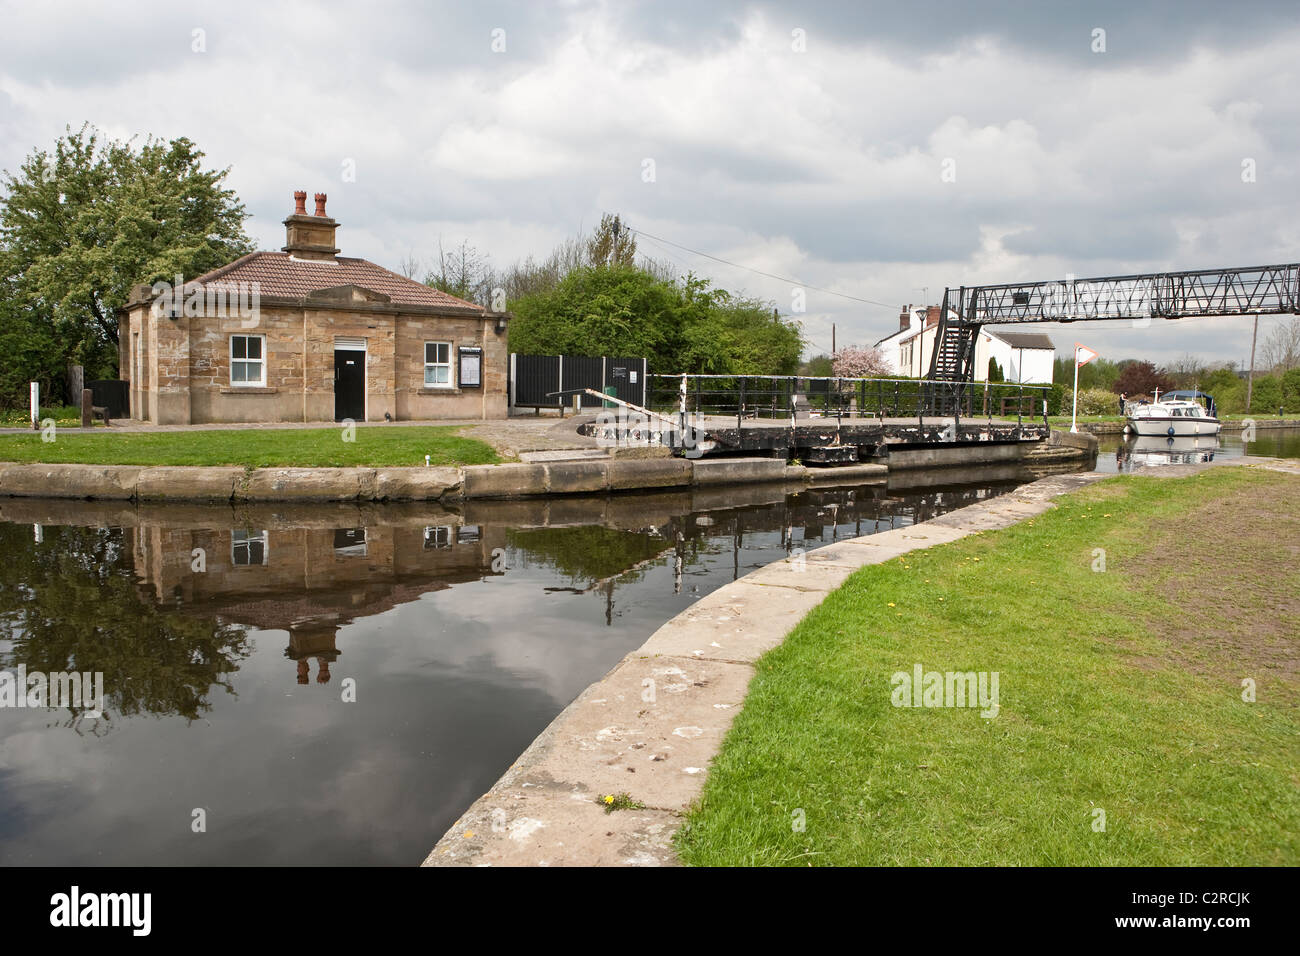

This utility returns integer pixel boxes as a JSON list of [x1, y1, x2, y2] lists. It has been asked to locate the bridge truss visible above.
[[925, 262, 1300, 413]]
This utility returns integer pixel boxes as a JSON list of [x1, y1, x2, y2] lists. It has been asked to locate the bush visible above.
[[1061, 387, 1121, 416], [1282, 367, 1300, 413], [1248, 375, 1283, 415], [1048, 382, 1068, 416]]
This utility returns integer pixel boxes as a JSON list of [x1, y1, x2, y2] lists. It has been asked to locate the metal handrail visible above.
[[644, 373, 1051, 429]]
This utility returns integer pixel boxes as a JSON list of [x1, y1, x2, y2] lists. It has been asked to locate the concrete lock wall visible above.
[[0, 457, 888, 504], [884, 441, 1026, 470]]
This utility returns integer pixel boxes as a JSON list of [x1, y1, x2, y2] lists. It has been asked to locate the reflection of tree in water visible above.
[[0, 525, 251, 724], [505, 526, 674, 588]]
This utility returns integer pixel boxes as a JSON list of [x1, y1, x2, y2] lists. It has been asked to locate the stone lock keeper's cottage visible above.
[[118, 191, 508, 424]]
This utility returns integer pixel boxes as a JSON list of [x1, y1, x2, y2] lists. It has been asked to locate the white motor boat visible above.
[[1118, 434, 1220, 469], [1125, 389, 1221, 437]]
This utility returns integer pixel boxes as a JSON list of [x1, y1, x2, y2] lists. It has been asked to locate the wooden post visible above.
[[81, 389, 93, 428]]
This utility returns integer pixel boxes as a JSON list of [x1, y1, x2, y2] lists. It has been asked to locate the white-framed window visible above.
[[231, 529, 268, 566], [231, 334, 266, 386], [423, 526, 453, 550], [334, 528, 367, 556], [424, 342, 453, 387]]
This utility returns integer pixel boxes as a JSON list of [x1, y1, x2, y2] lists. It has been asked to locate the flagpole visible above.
[[1071, 346, 1080, 433]]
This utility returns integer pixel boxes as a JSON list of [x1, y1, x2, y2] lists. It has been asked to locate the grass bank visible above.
[[678, 466, 1299, 866], [0, 425, 500, 468]]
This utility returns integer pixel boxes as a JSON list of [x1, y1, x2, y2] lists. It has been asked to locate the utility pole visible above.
[[832, 323, 836, 355], [1247, 312, 1259, 411]]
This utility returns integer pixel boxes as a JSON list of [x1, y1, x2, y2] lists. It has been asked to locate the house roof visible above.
[[991, 331, 1055, 350], [187, 252, 485, 313]]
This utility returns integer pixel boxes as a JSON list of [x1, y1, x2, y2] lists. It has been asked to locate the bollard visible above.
[[82, 389, 94, 428]]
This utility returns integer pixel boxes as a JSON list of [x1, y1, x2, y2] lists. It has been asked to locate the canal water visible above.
[[1093, 426, 1300, 473], [0, 469, 1030, 866]]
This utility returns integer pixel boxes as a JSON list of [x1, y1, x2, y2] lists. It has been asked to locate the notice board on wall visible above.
[[458, 347, 482, 388]]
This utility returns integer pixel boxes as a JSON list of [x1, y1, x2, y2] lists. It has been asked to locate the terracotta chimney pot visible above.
[[293, 190, 307, 215], [314, 193, 328, 217]]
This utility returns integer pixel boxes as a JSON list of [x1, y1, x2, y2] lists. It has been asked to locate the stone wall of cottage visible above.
[[132, 522, 506, 684], [133, 523, 505, 605], [122, 302, 509, 423]]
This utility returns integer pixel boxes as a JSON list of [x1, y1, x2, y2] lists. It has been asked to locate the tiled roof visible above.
[[189, 252, 484, 313], [992, 331, 1055, 350]]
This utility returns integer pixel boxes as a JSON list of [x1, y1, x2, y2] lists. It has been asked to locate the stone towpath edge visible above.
[[420, 468, 1123, 866]]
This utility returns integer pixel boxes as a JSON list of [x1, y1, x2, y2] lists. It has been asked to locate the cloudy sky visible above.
[[2, 0, 1297, 368]]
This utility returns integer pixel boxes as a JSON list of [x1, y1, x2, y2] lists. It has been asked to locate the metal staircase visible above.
[[925, 288, 981, 415]]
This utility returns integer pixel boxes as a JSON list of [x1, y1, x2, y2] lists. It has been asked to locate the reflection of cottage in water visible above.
[[129, 516, 507, 685]]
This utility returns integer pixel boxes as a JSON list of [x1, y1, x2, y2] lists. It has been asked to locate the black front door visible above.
[[334, 350, 365, 421]]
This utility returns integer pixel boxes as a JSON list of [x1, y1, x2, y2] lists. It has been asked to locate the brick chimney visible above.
[[925, 305, 941, 327], [283, 189, 340, 260]]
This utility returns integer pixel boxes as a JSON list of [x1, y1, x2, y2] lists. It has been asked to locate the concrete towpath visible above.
[[422, 468, 1110, 867]]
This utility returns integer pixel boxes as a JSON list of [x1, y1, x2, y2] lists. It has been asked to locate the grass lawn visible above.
[[678, 466, 1300, 866], [0, 406, 86, 427], [0, 425, 501, 468]]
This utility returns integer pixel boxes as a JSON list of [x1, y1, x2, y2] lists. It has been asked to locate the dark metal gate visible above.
[[87, 379, 130, 419], [509, 354, 647, 410]]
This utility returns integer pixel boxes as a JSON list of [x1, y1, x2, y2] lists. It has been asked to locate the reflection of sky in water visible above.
[[0, 481, 1018, 865], [1094, 427, 1300, 474]]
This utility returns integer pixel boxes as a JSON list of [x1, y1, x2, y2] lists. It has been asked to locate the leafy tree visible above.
[[1053, 355, 1122, 391], [505, 525, 668, 587], [0, 124, 252, 406], [585, 213, 637, 269], [1282, 367, 1300, 413], [508, 265, 689, 368], [1203, 366, 1246, 414], [0, 524, 252, 723], [801, 354, 833, 377], [677, 277, 801, 375], [987, 357, 1005, 382], [832, 345, 891, 378], [1248, 374, 1283, 414], [1113, 360, 1172, 397], [507, 266, 802, 375]]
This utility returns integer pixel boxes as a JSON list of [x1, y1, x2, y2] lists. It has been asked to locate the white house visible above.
[[875, 305, 1055, 383], [985, 330, 1056, 384]]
